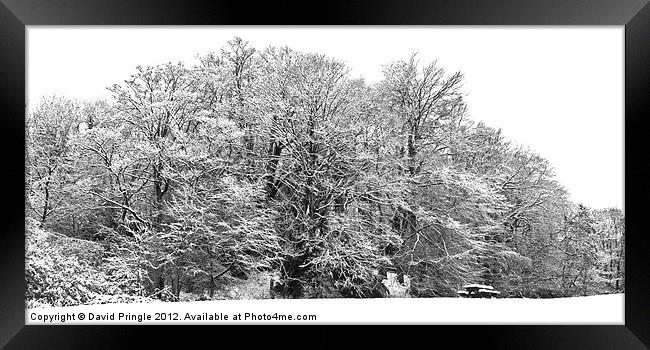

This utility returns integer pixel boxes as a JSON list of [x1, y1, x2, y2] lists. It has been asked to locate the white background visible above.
[[26, 27, 625, 324]]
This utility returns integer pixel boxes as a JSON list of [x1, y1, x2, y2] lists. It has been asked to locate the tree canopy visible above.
[[26, 38, 624, 305]]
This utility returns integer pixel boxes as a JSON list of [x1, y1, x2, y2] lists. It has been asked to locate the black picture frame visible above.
[[1, 0, 648, 348]]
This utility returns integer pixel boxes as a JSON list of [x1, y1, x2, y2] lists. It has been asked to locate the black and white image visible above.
[[25, 27, 624, 322]]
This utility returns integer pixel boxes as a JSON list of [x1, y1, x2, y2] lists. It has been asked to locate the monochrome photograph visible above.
[[25, 27, 624, 321]]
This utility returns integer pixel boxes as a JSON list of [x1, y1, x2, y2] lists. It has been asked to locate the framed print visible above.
[[1, 0, 648, 348]]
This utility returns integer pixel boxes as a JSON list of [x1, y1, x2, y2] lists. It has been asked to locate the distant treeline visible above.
[[25, 38, 624, 306]]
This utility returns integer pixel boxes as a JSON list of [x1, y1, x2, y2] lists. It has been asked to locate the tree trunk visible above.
[[265, 139, 283, 199], [41, 182, 50, 225], [156, 264, 165, 300]]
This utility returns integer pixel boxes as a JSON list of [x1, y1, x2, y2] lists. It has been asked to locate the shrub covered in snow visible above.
[[25, 219, 153, 308]]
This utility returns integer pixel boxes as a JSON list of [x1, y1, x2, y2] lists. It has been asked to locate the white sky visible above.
[[26, 26, 624, 210]]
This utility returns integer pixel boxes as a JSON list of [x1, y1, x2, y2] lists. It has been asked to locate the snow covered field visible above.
[[26, 293, 623, 325]]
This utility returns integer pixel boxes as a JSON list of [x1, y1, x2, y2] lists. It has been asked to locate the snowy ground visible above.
[[26, 293, 623, 325]]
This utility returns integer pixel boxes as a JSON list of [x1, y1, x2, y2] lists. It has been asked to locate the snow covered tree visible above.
[[26, 97, 88, 232], [592, 208, 625, 292], [258, 48, 399, 297]]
